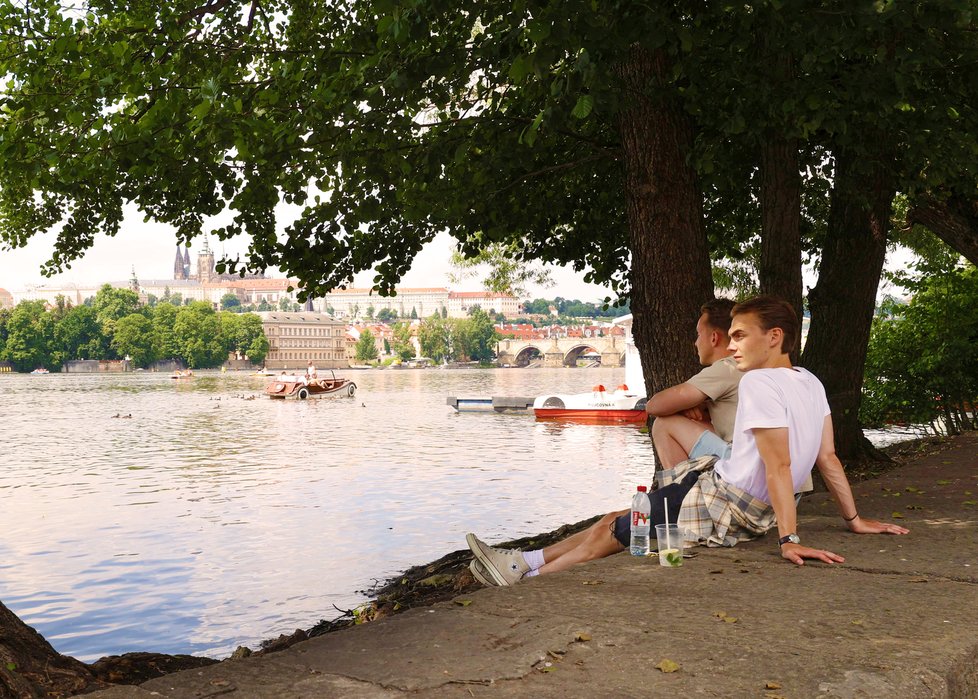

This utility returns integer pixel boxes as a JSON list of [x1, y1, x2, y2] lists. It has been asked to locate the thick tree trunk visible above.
[[802, 147, 894, 461], [1, 600, 104, 697], [617, 46, 713, 396], [907, 194, 978, 266], [759, 135, 803, 360]]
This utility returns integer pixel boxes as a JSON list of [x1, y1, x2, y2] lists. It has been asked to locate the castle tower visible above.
[[174, 245, 187, 280], [129, 266, 140, 293], [183, 247, 191, 279], [197, 239, 216, 283]]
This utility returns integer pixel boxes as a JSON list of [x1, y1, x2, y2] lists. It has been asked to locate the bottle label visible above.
[[632, 511, 649, 526]]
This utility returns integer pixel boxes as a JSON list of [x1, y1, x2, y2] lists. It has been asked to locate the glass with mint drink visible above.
[[655, 524, 684, 568]]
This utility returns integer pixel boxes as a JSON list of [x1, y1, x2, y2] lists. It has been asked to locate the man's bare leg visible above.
[[538, 509, 629, 563], [652, 414, 717, 469], [536, 511, 626, 576]]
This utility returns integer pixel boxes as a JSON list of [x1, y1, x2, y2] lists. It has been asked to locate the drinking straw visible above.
[[664, 499, 671, 551]]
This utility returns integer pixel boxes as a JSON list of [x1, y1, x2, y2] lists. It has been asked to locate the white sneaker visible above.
[[469, 558, 498, 587], [466, 533, 529, 586]]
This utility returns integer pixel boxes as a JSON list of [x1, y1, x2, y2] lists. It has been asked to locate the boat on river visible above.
[[30, 367, 50, 375], [265, 371, 358, 400], [170, 370, 194, 379], [532, 384, 647, 422]]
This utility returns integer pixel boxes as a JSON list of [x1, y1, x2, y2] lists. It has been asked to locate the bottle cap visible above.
[[636, 485, 647, 492]]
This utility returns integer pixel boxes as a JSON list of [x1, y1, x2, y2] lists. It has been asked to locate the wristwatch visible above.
[[778, 533, 801, 547]]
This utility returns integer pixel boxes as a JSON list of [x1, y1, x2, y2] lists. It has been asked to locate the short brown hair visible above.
[[700, 298, 736, 334], [731, 295, 799, 353]]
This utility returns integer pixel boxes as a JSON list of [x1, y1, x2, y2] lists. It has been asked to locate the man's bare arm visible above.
[[814, 417, 910, 536], [646, 383, 710, 417], [754, 427, 845, 566]]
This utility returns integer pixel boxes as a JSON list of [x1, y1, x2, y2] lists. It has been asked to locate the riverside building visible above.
[[256, 312, 349, 369], [312, 288, 519, 319]]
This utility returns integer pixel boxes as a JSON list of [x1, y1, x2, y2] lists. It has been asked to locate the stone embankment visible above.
[[74, 432, 978, 698]]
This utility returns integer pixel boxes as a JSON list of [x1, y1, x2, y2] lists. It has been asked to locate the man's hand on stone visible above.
[[780, 543, 845, 566], [846, 516, 910, 536]]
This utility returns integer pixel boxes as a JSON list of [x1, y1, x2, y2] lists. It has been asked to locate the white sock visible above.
[[524, 569, 539, 578], [522, 549, 546, 571]]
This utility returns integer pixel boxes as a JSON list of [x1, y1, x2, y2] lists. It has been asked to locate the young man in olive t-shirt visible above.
[[647, 299, 741, 469]]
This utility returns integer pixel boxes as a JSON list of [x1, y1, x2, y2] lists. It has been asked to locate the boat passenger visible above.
[[306, 361, 318, 383], [466, 295, 909, 586]]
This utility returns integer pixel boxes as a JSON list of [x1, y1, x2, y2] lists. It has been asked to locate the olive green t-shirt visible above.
[[686, 356, 741, 442]]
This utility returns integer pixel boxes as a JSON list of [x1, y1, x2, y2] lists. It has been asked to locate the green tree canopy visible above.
[[221, 293, 242, 311], [355, 328, 379, 362], [54, 304, 105, 363], [112, 313, 155, 366], [173, 302, 225, 368], [5, 0, 978, 455], [391, 322, 416, 362], [3, 301, 54, 371]]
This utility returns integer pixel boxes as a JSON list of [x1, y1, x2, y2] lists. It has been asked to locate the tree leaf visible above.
[[571, 95, 594, 120]]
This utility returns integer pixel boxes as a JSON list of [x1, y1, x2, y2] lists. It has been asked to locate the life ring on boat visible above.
[[347, 382, 357, 397], [297, 387, 310, 400]]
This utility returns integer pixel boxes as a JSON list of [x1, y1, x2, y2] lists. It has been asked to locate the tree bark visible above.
[[802, 146, 895, 461], [1, 600, 104, 698], [907, 194, 978, 266], [617, 46, 714, 397], [759, 135, 803, 360]]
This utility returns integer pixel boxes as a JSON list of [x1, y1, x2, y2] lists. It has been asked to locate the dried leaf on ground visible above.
[[765, 681, 782, 689], [574, 632, 592, 642], [656, 659, 681, 673], [454, 599, 472, 607], [892, 512, 904, 518]]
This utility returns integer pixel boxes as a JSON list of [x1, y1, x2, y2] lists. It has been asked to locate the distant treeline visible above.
[[0, 285, 268, 372], [521, 297, 630, 320]]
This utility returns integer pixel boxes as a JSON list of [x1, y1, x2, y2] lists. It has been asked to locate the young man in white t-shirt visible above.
[[466, 295, 909, 585]]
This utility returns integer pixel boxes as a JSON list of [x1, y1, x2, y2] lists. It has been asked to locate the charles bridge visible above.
[[495, 335, 625, 368]]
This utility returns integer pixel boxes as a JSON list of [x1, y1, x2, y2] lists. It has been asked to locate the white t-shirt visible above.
[[714, 367, 831, 503]]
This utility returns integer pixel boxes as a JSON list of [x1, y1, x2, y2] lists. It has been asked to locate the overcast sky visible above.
[[0, 208, 615, 302], [0, 204, 918, 303]]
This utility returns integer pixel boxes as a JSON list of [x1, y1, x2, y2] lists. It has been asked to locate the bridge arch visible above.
[[562, 344, 602, 367], [513, 345, 544, 366]]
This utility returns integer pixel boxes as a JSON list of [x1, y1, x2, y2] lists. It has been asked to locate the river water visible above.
[[0, 367, 653, 662]]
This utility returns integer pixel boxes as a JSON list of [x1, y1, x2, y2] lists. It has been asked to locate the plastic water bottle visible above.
[[630, 485, 651, 556]]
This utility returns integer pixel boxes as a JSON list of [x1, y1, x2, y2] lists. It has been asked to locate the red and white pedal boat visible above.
[[532, 384, 647, 422]]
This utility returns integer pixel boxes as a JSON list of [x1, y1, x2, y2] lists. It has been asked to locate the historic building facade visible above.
[[313, 288, 519, 319], [256, 312, 349, 369]]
